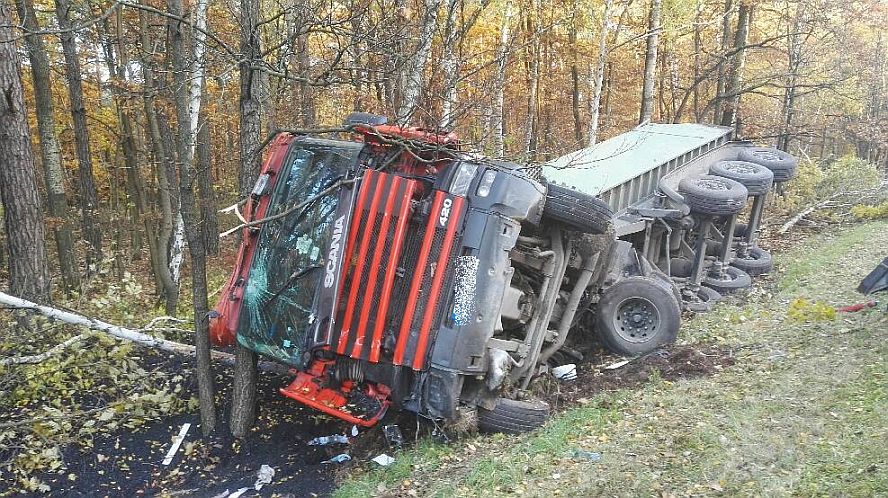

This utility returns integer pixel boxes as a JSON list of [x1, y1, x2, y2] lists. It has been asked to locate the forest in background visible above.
[[1, 0, 887, 491]]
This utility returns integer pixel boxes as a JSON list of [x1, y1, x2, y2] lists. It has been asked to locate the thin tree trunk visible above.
[[588, 0, 613, 145], [55, 0, 103, 270], [778, 3, 804, 151], [639, 0, 662, 124], [492, 1, 513, 157], [568, 13, 582, 145], [397, 0, 441, 124], [692, 0, 702, 121], [197, 105, 219, 256], [14, 0, 78, 294], [169, 0, 216, 435], [713, 0, 733, 123], [720, 1, 752, 131], [524, 0, 541, 160], [0, 1, 51, 303], [232, 0, 263, 437], [440, 0, 460, 129], [297, 33, 315, 127]]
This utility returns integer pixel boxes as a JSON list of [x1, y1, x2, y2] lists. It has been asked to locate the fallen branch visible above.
[[0, 333, 88, 365], [779, 197, 838, 234], [0, 292, 288, 375]]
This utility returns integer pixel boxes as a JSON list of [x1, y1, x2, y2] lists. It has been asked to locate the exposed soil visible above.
[[541, 344, 737, 412]]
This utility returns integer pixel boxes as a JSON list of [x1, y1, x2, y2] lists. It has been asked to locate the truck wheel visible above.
[[678, 175, 749, 216], [709, 161, 774, 196], [542, 182, 613, 234], [731, 246, 773, 276], [684, 285, 722, 313], [703, 266, 752, 294], [596, 277, 681, 356], [478, 398, 550, 434], [733, 222, 748, 238], [737, 147, 798, 183]]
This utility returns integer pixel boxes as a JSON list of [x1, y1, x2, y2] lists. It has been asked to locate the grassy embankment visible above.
[[336, 220, 888, 497]]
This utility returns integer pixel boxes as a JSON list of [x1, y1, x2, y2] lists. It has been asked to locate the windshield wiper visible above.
[[263, 264, 323, 311]]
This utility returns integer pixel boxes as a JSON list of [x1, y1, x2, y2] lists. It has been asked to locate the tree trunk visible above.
[[524, 0, 541, 160], [638, 0, 662, 124], [296, 33, 315, 127], [440, 0, 460, 129], [492, 1, 513, 157], [713, 0, 734, 123], [777, 3, 804, 152], [396, 0, 441, 124], [588, 0, 613, 145], [568, 14, 582, 145], [231, 0, 263, 435], [197, 105, 219, 256], [55, 0, 103, 271], [169, 0, 216, 435], [720, 1, 752, 131], [14, 0, 79, 294], [239, 0, 263, 199], [0, 1, 51, 303], [692, 0, 702, 121]]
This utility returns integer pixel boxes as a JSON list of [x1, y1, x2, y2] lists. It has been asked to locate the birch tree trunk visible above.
[[14, 0, 78, 294], [588, 0, 613, 145], [440, 0, 460, 129], [0, 1, 51, 303], [397, 0, 441, 124], [492, 1, 513, 157], [55, 0, 103, 271], [524, 0, 541, 160], [639, 0, 662, 124]]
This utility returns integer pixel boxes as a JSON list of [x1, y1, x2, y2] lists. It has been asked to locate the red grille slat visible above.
[[369, 180, 416, 363], [393, 193, 444, 366], [412, 195, 465, 369], [351, 176, 401, 358], [337, 170, 385, 354]]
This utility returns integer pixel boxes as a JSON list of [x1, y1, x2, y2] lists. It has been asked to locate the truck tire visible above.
[[702, 266, 752, 294], [478, 398, 550, 434], [709, 161, 774, 196], [596, 277, 681, 356], [731, 246, 773, 276], [737, 147, 798, 183], [542, 182, 613, 235], [678, 175, 749, 216], [684, 285, 722, 313]]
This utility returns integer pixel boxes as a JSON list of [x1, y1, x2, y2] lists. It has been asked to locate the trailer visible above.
[[545, 123, 798, 311]]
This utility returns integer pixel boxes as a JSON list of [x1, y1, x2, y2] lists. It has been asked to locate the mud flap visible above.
[[421, 367, 464, 420], [859, 257, 888, 295]]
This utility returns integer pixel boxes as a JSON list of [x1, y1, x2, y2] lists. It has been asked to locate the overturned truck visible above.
[[210, 116, 797, 433]]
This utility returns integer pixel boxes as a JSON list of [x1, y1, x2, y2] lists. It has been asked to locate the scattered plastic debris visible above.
[[351, 425, 359, 437], [552, 363, 577, 381], [308, 434, 349, 446], [571, 450, 602, 462], [254, 464, 275, 490], [604, 359, 630, 370], [322, 453, 352, 464], [371, 454, 396, 466], [161, 423, 191, 466], [383, 424, 404, 448], [228, 488, 250, 498]]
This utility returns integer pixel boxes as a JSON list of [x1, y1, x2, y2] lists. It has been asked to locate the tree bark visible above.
[[568, 13, 582, 145], [230, 344, 259, 437], [197, 104, 219, 256], [524, 0, 541, 160], [0, 1, 52, 303], [396, 0, 441, 124], [55, 0, 103, 270], [713, 0, 734, 123], [638, 0, 662, 124], [239, 0, 263, 199], [440, 0, 460, 129], [14, 0, 79, 294], [588, 0, 613, 145], [492, 0, 513, 157], [720, 1, 752, 132], [169, 0, 216, 435]]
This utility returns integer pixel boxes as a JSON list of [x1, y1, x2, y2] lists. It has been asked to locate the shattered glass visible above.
[[237, 138, 362, 365]]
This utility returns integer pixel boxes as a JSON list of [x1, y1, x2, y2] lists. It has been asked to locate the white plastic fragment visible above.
[[161, 423, 191, 466], [551, 363, 577, 381], [254, 464, 275, 490], [322, 453, 351, 464], [308, 434, 349, 446], [604, 359, 630, 370], [351, 425, 359, 437], [371, 454, 396, 466], [229, 488, 250, 498]]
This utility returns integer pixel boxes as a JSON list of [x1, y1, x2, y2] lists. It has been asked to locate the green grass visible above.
[[335, 220, 888, 497]]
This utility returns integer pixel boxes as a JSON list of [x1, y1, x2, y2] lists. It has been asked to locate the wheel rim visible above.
[[612, 297, 660, 344], [697, 178, 730, 191]]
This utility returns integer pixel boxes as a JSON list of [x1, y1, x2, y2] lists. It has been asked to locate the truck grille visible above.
[[329, 170, 465, 370]]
